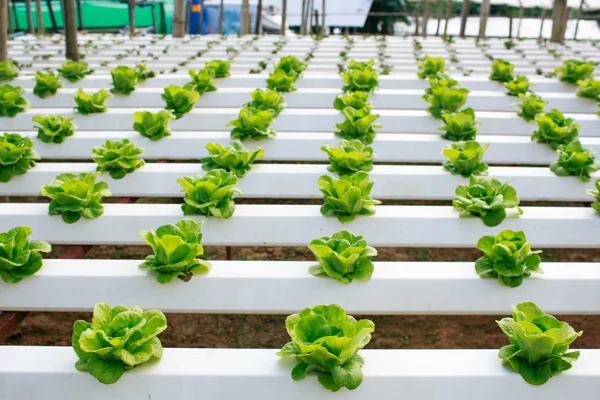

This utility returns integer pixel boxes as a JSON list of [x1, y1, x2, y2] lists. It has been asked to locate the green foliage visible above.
[[321, 139, 374, 176], [586, 179, 600, 213], [515, 93, 548, 122], [417, 56, 446, 79], [0, 133, 40, 182], [0, 61, 19, 81], [576, 79, 600, 101], [73, 88, 112, 114], [32, 114, 77, 144], [346, 60, 375, 71], [201, 140, 264, 177], [72, 302, 167, 384], [489, 59, 515, 83], [0, 84, 30, 117], [554, 60, 595, 84], [333, 91, 371, 111], [162, 85, 200, 119], [0, 226, 51, 283], [177, 169, 241, 218], [504, 40, 515, 50], [57, 60, 94, 82], [550, 140, 600, 182], [532, 109, 580, 150], [341, 68, 379, 93], [275, 55, 307, 75], [276, 304, 374, 392], [308, 231, 377, 284], [227, 107, 276, 141], [439, 107, 479, 141], [422, 85, 470, 119], [244, 88, 286, 116], [33, 71, 63, 98], [319, 171, 381, 223], [186, 68, 217, 95], [475, 230, 542, 287], [497, 302, 582, 385], [453, 176, 522, 227], [205, 60, 231, 78], [335, 107, 380, 145], [133, 110, 176, 141], [139, 219, 212, 284], [425, 72, 459, 95], [504, 76, 532, 96], [442, 141, 489, 177], [92, 139, 145, 179], [135, 62, 157, 81], [266, 68, 298, 92], [110, 66, 139, 95], [40, 172, 111, 224]]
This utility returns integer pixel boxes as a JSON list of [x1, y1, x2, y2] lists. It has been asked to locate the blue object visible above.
[[188, 0, 206, 34], [203, 3, 258, 34]]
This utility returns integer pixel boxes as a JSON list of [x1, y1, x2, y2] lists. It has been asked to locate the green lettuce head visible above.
[[319, 171, 381, 223], [504, 76, 532, 97], [333, 91, 371, 111], [244, 88, 286, 116], [555, 59, 595, 84], [335, 107, 380, 144], [532, 109, 580, 150], [489, 59, 515, 83], [0, 84, 30, 117], [550, 139, 600, 182], [205, 60, 231, 78], [576, 79, 600, 101], [186, 67, 217, 95], [417, 56, 446, 79], [276, 55, 307, 75], [0, 133, 40, 182], [341, 68, 379, 93], [139, 219, 212, 283], [162, 85, 200, 119], [441, 140, 489, 177], [475, 230, 542, 287], [110, 65, 139, 95], [0, 226, 51, 283], [201, 140, 264, 178], [308, 230, 377, 284], [276, 304, 374, 392], [177, 169, 241, 219], [133, 110, 176, 141], [227, 107, 276, 141], [0, 60, 19, 81], [57, 60, 94, 82], [72, 302, 167, 384], [321, 139, 374, 176], [439, 107, 479, 141], [497, 302, 582, 385], [423, 85, 470, 119], [92, 139, 146, 179], [73, 88, 112, 114], [33, 71, 62, 98], [586, 178, 600, 213], [515, 93, 547, 122], [266, 68, 298, 92], [33, 114, 77, 144], [425, 72, 459, 95]]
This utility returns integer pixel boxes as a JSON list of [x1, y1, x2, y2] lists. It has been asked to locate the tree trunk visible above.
[[64, 0, 79, 61], [459, 0, 470, 38], [574, 0, 583, 39], [478, 0, 490, 38], [172, 0, 185, 37], [129, 0, 136, 35], [539, 9, 547, 39], [219, 0, 225, 34], [25, 0, 34, 33], [281, 0, 287, 35], [413, 2, 420, 36], [551, 0, 567, 43], [255, 0, 262, 34], [321, 0, 325, 34], [241, 0, 250, 34], [443, 0, 452, 38], [508, 9, 513, 38], [422, 0, 430, 37], [0, 0, 7, 61], [435, 0, 442, 36], [516, 5, 524, 38], [35, 0, 44, 34]]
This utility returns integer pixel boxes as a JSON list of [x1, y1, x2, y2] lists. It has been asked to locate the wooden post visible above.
[[551, 0, 567, 43], [413, 1, 420, 36], [281, 0, 286, 35], [173, 0, 185, 37], [129, 0, 136, 36], [574, 0, 584, 39], [300, 0, 306, 35], [199, 0, 204, 34], [422, 0, 430, 37], [314, 9, 318, 34], [307, 0, 314, 34], [508, 8, 513, 38], [0, 0, 7, 61], [241, 0, 250, 34], [255, 0, 262, 34], [458, 0, 470, 38], [219, 0, 225, 34], [478, 0, 490, 38], [516, 3, 524, 39], [35, 0, 44, 34], [443, 0, 452, 38], [539, 8, 547, 39], [64, 0, 79, 61], [7, 0, 13, 35], [321, 0, 325, 34], [435, 0, 443, 36], [25, 0, 34, 33]]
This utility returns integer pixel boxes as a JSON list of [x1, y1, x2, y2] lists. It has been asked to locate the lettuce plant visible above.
[[346, 60, 375, 71], [0, 133, 40, 182], [186, 68, 217, 95], [333, 91, 371, 111], [40, 172, 111, 224], [162, 85, 200, 119], [276, 304, 374, 392], [475, 230, 542, 287], [0, 61, 19, 81], [33, 71, 62, 98], [442, 141, 489, 177], [439, 107, 479, 141], [586, 179, 600, 213], [319, 171, 380, 223], [0, 226, 51, 283], [136, 62, 156, 81], [425, 72, 459, 95], [139, 219, 212, 283], [489, 59, 514, 83], [201, 140, 264, 177], [417, 56, 446, 79], [227, 107, 276, 141], [72, 302, 167, 384], [33, 114, 77, 144], [576, 79, 600, 101], [422, 85, 469, 119], [341, 68, 379, 93], [497, 302, 582, 385], [308, 230, 377, 284], [177, 169, 241, 218], [550, 140, 600, 182], [205, 59, 231, 78], [74, 88, 112, 114], [57, 60, 94, 82], [321, 139, 374, 176], [504, 76, 531, 96], [0, 84, 30, 117], [276, 55, 306, 75], [133, 110, 176, 141], [92, 139, 145, 179], [266, 69, 298, 92], [110, 65, 139, 95], [453, 176, 522, 227], [532, 109, 580, 150], [335, 107, 380, 144], [244, 88, 286, 116], [554, 60, 595, 84], [515, 93, 548, 122]]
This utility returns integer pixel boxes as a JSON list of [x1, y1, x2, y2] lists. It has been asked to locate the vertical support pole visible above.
[[199, 0, 204, 34], [435, 0, 443, 36], [574, 0, 584, 40], [129, 0, 136, 36], [76, 0, 83, 30], [241, 0, 250, 34], [25, 0, 34, 33], [508, 8, 513, 38], [184, 0, 190, 35], [422, 0, 430, 37], [551, 0, 567, 43], [173, 0, 185, 37], [0, 0, 6, 61], [255, 0, 262, 34], [219, 0, 225, 34], [307, 0, 314, 34], [459, 0, 470, 38], [321, 0, 325, 34], [64, 0, 79, 61], [7, 0, 13, 35], [300, 0, 307, 35], [314, 9, 318, 34], [281, 0, 287, 35], [539, 8, 547, 39], [517, 4, 524, 39], [443, 0, 452, 38], [479, 0, 490, 38], [35, 0, 44, 34], [413, 1, 420, 36]]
